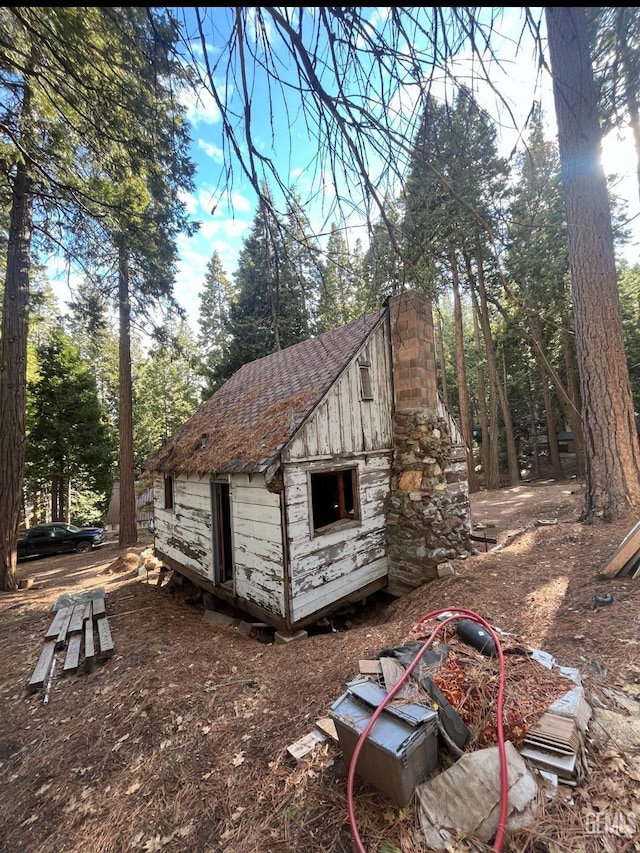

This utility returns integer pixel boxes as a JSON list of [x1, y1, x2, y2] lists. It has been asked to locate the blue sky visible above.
[[47, 7, 640, 331], [172, 7, 640, 330]]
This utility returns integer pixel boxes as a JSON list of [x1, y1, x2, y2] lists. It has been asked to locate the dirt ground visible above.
[[1, 477, 639, 853]]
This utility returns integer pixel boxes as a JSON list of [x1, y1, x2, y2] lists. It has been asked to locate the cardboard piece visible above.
[[416, 742, 538, 849]]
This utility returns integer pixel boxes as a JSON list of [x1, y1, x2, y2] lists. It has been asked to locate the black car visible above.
[[17, 523, 106, 560]]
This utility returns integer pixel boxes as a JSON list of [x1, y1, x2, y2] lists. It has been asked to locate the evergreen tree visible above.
[[0, 7, 195, 587], [317, 226, 354, 332], [135, 320, 200, 467], [546, 6, 640, 519], [362, 199, 406, 309], [25, 328, 115, 524], [221, 188, 311, 379], [505, 108, 584, 474], [65, 279, 120, 426], [196, 252, 234, 397]]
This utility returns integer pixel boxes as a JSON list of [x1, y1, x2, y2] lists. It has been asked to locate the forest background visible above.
[[1, 7, 640, 591]]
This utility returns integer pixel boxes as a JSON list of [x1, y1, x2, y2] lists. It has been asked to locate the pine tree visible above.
[[196, 252, 234, 397], [220, 188, 312, 379], [25, 328, 116, 524], [135, 320, 200, 467]]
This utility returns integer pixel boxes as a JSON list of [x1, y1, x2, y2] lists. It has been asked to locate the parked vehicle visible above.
[[17, 523, 106, 560]]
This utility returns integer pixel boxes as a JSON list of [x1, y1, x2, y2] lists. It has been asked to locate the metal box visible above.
[[329, 677, 439, 806]]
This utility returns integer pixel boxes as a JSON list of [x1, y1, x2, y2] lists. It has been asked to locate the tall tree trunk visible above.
[[474, 251, 520, 486], [472, 296, 498, 489], [51, 477, 59, 521], [118, 246, 138, 547], [451, 252, 479, 493], [561, 318, 585, 476], [530, 315, 564, 479], [0, 157, 33, 591], [435, 307, 449, 409], [541, 374, 564, 480], [546, 6, 640, 520], [526, 381, 542, 480], [481, 280, 585, 473]]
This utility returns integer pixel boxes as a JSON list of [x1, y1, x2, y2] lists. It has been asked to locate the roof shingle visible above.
[[145, 309, 385, 476]]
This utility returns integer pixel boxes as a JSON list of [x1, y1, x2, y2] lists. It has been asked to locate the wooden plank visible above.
[[92, 596, 106, 620], [97, 617, 114, 658], [82, 601, 92, 622], [68, 604, 86, 634], [287, 728, 327, 762], [315, 717, 339, 742], [45, 606, 71, 640], [62, 634, 82, 675], [27, 641, 56, 693], [599, 520, 640, 577], [55, 608, 74, 651], [359, 659, 383, 676], [84, 618, 96, 672]]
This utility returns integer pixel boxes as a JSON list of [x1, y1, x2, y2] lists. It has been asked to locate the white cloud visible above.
[[179, 189, 200, 216], [181, 83, 221, 126], [198, 138, 224, 163]]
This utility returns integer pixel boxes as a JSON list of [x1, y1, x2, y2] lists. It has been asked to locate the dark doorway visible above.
[[211, 482, 233, 584]]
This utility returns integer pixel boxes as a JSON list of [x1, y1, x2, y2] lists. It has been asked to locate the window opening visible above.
[[164, 475, 174, 510], [310, 468, 359, 534], [359, 363, 373, 400]]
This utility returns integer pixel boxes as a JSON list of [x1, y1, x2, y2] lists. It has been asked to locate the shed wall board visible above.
[[292, 557, 388, 622], [230, 474, 286, 618], [283, 322, 393, 462], [154, 473, 286, 619], [284, 455, 390, 623], [153, 473, 214, 581]]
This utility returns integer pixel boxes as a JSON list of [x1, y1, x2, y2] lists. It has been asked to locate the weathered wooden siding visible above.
[[283, 323, 393, 461], [153, 474, 214, 580], [284, 454, 391, 623], [154, 472, 286, 618], [231, 474, 286, 618]]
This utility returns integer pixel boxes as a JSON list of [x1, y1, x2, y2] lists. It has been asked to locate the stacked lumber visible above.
[[598, 520, 640, 578], [28, 594, 114, 694]]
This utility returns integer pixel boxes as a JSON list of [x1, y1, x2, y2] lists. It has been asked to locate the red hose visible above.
[[346, 608, 509, 853]]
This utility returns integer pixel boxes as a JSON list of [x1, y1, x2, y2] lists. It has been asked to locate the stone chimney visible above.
[[388, 290, 438, 412], [386, 290, 471, 596]]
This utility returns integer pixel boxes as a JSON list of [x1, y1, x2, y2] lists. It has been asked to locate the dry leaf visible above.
[[231, 751, 245, 767], [176, 822, 194, 838], [126, 781, 141, 795]]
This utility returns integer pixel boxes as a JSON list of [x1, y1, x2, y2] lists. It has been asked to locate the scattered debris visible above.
[[328, 613, 598, 848], [416, 742, 538, 850], [287, 717, 339, 762], [599, 518, 640, 577], [330, 677, 439, 807], [592, 592, 614, 608]]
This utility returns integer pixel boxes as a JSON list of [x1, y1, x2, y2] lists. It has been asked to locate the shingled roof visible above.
[[145, 309, 386, 476]]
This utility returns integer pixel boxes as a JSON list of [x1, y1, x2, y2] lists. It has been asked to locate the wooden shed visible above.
[[145, 291, 471, 632]]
